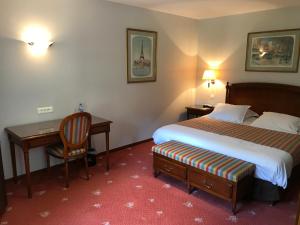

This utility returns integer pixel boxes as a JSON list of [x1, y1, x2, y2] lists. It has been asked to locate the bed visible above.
[[153, 82, 300, 202]]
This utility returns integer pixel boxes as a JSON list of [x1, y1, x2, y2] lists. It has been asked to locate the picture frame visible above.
[[245, 29, 300, 72], [127, 28, 157, 83]]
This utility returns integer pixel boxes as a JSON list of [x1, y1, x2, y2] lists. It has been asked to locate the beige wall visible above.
[[1, 1, 299, 180], [0, 0, 198, 178], [196, 7, 300, 105]]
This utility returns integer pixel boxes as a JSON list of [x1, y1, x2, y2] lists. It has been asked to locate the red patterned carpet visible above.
[[1, 141, 299, 225]]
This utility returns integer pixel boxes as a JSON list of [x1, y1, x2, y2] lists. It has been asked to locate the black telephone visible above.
[[203, 104, 214, 108]]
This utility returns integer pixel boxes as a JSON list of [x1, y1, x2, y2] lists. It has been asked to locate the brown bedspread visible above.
[[178, 117, 300, 165]]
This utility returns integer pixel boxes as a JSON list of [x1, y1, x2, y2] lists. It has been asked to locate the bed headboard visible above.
[[226, 82, 300, 117]]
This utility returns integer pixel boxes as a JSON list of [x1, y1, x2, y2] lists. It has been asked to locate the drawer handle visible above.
[[203, 180, 212, 189], [204, 184, 212, 189], [164, 165, 173, 173]]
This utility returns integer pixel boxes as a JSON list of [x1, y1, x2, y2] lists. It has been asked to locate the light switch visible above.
[[37, 106, 53, 114]]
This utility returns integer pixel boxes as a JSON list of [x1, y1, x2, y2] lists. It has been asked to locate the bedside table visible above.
[[186, 105, 214, 119]]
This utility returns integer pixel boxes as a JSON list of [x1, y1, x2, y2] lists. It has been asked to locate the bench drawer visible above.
[[154, 154, 187, 181], [188, 168, 233, 200]]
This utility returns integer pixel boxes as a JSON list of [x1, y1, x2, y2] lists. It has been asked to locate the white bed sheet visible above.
[[153, 123, 293, 188]]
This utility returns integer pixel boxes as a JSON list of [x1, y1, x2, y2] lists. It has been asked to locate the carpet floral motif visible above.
[[1, 142, 298, 225]]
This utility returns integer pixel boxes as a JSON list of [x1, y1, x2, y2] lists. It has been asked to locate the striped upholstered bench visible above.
[[152, 141, 255, 214]]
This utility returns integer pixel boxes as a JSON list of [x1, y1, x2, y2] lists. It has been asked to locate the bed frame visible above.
[[226, 82, 300, 117], [226, 82, 300, 202]]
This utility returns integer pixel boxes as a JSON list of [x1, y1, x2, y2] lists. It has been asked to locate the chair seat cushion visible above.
[[47, 145, 86, 158], [152, 141, 255, 182]]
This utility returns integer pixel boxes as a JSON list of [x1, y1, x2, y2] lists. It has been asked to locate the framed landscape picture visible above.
[[245, 29, 300, 72], [127, 28, 157, 83]]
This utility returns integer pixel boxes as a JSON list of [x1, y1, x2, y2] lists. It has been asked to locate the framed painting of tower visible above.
[[127, 28, 157, 83]]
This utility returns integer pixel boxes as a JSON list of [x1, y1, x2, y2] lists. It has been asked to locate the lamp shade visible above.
[[21, 26, 53, 56], [202, 69, 217, 80]]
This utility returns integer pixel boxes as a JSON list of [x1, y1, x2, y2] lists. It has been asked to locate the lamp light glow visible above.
[[21, 26, 53, 56], [202, 69, 217, 88], [202, 69, 216, 80]]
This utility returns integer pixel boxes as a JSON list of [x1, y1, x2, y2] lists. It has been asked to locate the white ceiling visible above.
[[107, 0, 300, 20]]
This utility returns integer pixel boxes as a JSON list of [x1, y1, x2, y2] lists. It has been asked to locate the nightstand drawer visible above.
[[188, 108, 211, 116], [186, 105, 214, 119]]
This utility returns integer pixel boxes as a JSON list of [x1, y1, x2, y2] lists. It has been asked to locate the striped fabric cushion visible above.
[[47, 145, 86, 157], [64, 116, 89, 145], [152, 141, 255, 182]]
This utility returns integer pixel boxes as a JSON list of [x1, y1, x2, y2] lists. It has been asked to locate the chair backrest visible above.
[[59, 112, 92, 151]]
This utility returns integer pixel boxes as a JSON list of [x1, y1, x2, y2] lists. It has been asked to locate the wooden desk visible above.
[[0, 143, 7, 214], [5, 116, 112, 198]]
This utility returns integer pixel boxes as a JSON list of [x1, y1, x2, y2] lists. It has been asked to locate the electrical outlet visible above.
[[37, 106, 53, 114]]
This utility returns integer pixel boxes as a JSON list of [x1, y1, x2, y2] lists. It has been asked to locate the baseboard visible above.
[[97, 138, 153, 156], [5, 138, 153, 182]]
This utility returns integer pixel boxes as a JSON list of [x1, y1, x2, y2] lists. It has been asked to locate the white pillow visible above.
[[208, 103, 250, 124], [243, 116, 257, 126], [245, 109, 259, 119], [251, 112, 300, 134]]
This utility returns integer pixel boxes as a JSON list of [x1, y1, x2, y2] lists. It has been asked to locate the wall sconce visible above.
[[202, 69, 217, 88], [21, 26, 54, 56]]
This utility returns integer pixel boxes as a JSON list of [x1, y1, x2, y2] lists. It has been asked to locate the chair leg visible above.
[[64, 159, 69, 188], [84, 155, 89, 180], [46, 152, 50, 173]]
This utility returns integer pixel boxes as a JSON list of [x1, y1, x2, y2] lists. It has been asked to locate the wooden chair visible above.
[[46, 112, 92, 187]]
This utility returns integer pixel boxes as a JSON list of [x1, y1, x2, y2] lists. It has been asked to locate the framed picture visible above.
[[127, 28, 157, 83], [245, 29, 300, 72]]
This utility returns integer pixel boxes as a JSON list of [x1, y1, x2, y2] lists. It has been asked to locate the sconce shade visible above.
[[21, 26, 53, 56], [202, 69, 217, 80]]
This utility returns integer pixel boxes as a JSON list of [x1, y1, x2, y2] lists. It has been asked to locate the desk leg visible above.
[[23, 145, 32, 199], [8, 138, 17, 184], [105, 131, 110, 171], [88, 135, 92, 149]]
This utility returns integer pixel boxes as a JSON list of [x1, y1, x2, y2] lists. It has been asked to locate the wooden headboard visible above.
[[226, 82, 300, 117]]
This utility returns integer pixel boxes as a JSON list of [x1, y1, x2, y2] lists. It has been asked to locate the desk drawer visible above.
[[90, 124, 109, 135], [153, 154, 187, 181], [188, 168, 233, 200], [28, 135, 61, 148]]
